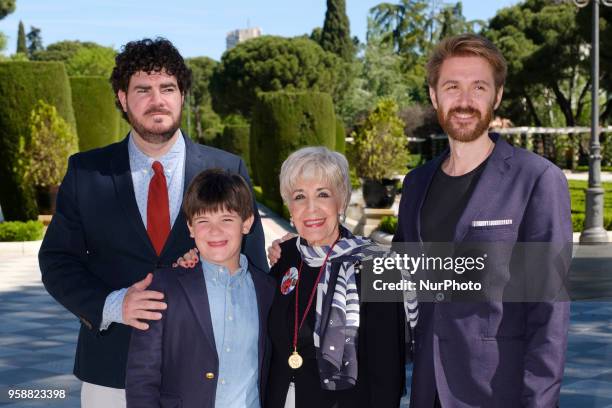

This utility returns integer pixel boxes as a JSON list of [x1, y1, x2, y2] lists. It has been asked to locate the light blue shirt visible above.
[[203, 254, 260, 408], [100, 132, 186, 330]]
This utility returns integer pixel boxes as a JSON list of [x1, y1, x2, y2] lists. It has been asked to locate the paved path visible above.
[[1, 210, 612, 407], [564, 170, 612, 182]]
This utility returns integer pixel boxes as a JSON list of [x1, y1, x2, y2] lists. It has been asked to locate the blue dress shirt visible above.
[[202, 254, 261, 408], [100, 132, 186, 330]]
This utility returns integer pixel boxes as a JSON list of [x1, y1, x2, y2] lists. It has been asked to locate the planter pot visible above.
[[362, 178, 397, 208], [36, 185, 59, 215]]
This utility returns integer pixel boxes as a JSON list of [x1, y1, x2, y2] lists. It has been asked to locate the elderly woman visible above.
[[265, 146, 407, 408]]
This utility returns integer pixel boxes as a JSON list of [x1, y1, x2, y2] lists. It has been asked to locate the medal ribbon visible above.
[[292, 238, 339, 357]]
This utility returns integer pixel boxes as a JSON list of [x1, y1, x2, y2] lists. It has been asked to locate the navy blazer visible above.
[[125, 262, 275, 408], [39, 132, 268, 388], [394, 134, 572, 408]]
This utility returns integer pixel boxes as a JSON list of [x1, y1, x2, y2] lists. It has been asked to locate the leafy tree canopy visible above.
[[185, 56, 219, 141], [32, 40, 117, 76], [26, 26, 43, 55], [0, 0, 15, 19], [485, 0, 596, 126], [65, 46, 116, 77], [210, 35, 345, 117]]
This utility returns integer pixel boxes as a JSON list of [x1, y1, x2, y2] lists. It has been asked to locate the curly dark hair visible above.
[[110, 38, 192, 117]]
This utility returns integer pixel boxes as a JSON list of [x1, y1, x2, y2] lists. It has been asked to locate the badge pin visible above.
[[281, 267, 299, 295]]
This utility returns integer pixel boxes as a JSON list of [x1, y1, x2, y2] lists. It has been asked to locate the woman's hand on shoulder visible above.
[[172, 248, 199, 268]]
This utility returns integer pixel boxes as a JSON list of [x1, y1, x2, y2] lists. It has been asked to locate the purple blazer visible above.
[[125, 262, 275, 408], [394, 134, 571, 408]]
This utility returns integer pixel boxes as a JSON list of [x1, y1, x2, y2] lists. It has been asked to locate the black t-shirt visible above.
[[417, 158, 488, 404], [420, 158, 488, 242]]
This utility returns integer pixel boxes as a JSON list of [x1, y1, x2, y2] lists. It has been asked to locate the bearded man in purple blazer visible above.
[[393, 34, 572, 408]]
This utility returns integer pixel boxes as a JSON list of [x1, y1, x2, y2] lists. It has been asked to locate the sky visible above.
[[0, 1, 518, 60]]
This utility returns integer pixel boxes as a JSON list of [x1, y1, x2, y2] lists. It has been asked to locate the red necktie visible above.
[[147, 161, 171, 256]]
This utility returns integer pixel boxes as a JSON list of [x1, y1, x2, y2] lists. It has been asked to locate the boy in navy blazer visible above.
[[126, 169, 274, 408]]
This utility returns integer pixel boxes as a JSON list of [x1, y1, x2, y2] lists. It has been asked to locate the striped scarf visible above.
[[297, 229, 418, 390]]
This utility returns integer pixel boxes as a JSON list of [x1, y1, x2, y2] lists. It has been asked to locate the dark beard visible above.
[[438, 105, 493, 143], [127, 106, 181, 144]]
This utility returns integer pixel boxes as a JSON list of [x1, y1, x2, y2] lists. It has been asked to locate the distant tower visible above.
[[226, 27, 262, 50]]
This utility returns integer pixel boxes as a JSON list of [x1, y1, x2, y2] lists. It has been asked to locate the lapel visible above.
[[249, 262, 274, 368], [177, 263, 218, 360], [160, 133, 203, 258], [182, 134, 205, 194], [110, 136, 157, 256], [453, 134, 514, 242]]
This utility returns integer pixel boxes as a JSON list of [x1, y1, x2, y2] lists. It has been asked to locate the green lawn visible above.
[[568, 180, 612, 231]]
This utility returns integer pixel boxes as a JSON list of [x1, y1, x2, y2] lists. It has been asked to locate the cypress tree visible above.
[[320, 0, 354, 62], [16, 20, 27, 54]]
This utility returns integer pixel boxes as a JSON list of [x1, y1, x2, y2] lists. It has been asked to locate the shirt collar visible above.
[[201, 253, 249, 284], [128, 130, 185, 173]]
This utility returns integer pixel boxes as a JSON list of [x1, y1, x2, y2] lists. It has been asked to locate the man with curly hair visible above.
[[39, 38, 267, 407]]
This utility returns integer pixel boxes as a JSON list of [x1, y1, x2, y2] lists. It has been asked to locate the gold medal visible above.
[[288, 351, 303, 369], [289, 240, 338, 371]]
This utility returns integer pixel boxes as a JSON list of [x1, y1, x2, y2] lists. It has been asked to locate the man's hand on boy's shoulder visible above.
[[123, 273, 167, 331], [173, 248, 199, 269]]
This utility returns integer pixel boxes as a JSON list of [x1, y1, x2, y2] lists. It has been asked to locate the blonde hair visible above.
[[279, 146, 351, 212], [426, 33, 507, 89]]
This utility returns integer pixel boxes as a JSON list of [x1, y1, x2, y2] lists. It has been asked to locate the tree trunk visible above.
[[551, 82, 575, 127], [524, 92, 542, 127]]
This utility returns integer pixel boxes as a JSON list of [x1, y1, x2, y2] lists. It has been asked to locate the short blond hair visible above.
[[279, 146, 351, 212], [426, 33, 507, 89]]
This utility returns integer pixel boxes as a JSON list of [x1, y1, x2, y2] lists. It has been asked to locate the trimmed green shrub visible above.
[[0, 220, 44, 241], [118, 117, 131, 139], [335, 117, 346, 155], [378, 215, 398, 235], [250, 91, 336, 213], [407, 154, 424, 169], [572, 214, 585, 233], [70, 76, 123, 151], [22, 100, 78, 188], [0, 61, 77, 221], [351, 98, 409, 181], [253, 185, 291, 220], [218, 125, 251, 176]]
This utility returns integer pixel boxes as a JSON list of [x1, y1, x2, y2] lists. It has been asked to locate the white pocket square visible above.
[[471, 219, 513, 227]]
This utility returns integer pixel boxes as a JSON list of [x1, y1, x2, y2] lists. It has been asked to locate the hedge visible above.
[[70, 76, 124, 151], [253, 186, 291, 221], [0, 220, 45, 242], [335, 117, 346, 155], [0, 61, 77, 221], [250, 91, 336, 213], [217, 125, 251, 176]]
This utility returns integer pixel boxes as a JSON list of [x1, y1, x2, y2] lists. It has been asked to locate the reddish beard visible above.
[[437, 104, 493, 143]]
